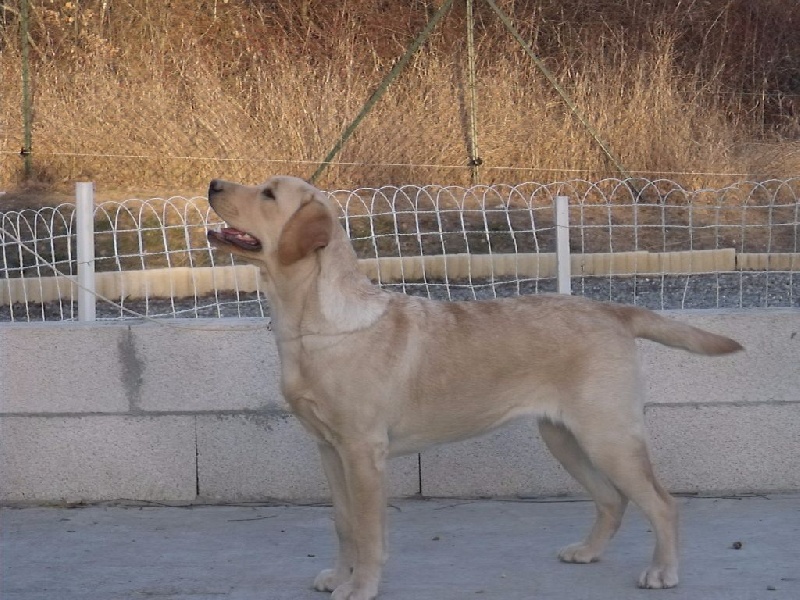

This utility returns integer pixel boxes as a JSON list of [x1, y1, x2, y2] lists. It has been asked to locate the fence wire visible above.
[[1, 178, 798, 322]]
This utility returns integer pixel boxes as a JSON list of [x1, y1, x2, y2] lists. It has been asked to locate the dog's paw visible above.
[[331, 580, 379, 600], [313, 568, 348, 592], [638, 565, 679, 589], [558, 542, 602, 564]]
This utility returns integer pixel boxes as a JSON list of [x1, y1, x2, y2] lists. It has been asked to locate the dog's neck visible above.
[[262, 226, 389, 342]]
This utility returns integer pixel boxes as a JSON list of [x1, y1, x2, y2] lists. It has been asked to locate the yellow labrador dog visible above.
[[207, 176, 742, 600]]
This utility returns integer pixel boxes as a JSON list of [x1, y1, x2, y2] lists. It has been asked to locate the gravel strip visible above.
[[1, 272, 796, 322]]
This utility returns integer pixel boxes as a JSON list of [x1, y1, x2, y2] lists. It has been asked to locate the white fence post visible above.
[[554, 195, 571, 295], [76, 182, 96, 321]]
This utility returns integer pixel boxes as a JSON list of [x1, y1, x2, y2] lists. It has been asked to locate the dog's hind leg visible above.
[[539, 419, 628, 563], [568, 422, 679, 589]]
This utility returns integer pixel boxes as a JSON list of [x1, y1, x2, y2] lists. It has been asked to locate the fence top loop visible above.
[[1, 178, 798, 322]]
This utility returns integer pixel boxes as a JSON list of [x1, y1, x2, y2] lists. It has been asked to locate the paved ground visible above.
[[2, 494, 798, 600]]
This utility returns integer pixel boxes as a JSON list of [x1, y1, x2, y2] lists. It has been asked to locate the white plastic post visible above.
[[76, 182, 96, 321], [554, 195, 571, 295]]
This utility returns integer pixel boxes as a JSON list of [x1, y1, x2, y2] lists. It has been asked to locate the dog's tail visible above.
[[616, 305, 743, 355]]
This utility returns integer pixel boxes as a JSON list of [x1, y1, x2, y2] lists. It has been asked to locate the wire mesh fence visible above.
[[1, 178, 798, 322]]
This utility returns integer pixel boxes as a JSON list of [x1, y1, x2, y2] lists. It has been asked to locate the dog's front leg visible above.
[[314, 443, 356, 593], [330, 440, 388, 600]]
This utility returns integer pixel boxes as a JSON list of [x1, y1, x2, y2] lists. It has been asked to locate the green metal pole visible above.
[[20, 0, 33, 180], [465, 0, 482, 185], [309, 0, 455, 185]]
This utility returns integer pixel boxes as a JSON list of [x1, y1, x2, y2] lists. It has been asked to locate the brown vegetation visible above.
[[1, 0, 798, 196]]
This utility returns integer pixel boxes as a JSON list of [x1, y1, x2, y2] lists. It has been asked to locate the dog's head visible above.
[[207, 176, 334, 268]]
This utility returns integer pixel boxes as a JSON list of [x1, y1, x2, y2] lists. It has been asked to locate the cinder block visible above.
[[0, 415, 196, 504], [197, 412, 420, 502], [639, 309, 799, 405], [420, 418, 582, 498], [0, 323, 129, 414], [131, 319, 284, 412], [647, 403, 800, 492], [420, 402, 800, 499]]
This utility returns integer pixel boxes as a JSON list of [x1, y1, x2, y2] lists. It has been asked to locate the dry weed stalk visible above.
[[0, 0, 797, 194]]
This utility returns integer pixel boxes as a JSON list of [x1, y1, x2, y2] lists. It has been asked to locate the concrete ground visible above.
[[2, 494, 798, 600]]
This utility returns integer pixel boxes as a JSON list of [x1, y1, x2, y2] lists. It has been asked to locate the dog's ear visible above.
[[277, 199, 333, 266]]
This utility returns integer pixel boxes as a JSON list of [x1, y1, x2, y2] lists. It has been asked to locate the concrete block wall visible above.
[[1, 309, 798, 505]]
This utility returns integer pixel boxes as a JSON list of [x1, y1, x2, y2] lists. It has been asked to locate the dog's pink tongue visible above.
[[223, 228, 256, 243], [216, 227, 261, 249]]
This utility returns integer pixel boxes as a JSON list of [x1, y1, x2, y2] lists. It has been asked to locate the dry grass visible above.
[[1, 0, 798, 197]]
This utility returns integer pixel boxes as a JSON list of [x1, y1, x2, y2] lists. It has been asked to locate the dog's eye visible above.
[[262, 188, 275, 200]]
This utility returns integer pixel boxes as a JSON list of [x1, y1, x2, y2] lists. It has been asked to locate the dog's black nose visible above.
[[208, 179, 225, 197]]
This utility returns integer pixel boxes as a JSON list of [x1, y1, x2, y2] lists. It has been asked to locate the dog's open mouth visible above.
[[207, 227, 262, 251]]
